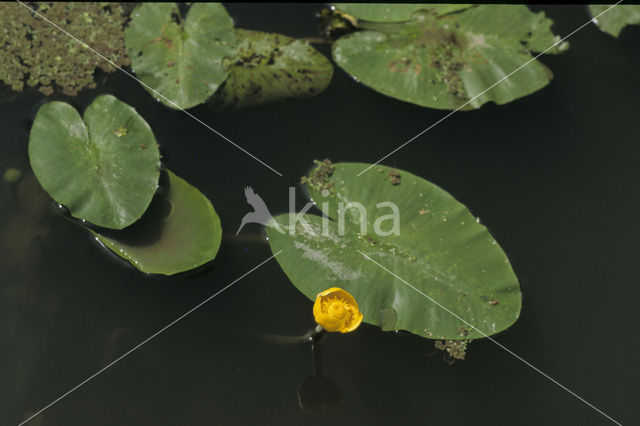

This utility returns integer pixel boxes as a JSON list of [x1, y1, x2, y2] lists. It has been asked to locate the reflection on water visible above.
[[1, 172, 56, 420], [1, 173, 50, 265], [298, 341, 343, 413], [256, 323, 344, 412], [102, 327, 133, 365]]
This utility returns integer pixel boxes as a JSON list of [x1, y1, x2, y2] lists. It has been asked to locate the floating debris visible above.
[[304, 158, 336, 196], [114, 126, 128, 137], [434, 339, 468, 361], [388, 169, 401, 185]]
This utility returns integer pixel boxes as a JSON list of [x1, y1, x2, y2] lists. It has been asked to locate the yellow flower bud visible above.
[[313, 287, 363, 333]]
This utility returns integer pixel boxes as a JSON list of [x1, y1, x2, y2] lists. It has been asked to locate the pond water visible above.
[[1, 4, 639, 425]]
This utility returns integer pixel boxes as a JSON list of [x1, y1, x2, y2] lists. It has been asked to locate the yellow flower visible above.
[[313, 287, 363, 333]]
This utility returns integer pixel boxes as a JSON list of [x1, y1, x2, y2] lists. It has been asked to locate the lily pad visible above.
[[94, 170, 222, 276], [28, 95, 160, 229], [332, 5, 568, 110], [333, 3, 473, 22], [266, 161, 521, 340], [213, 29, 334, 109], [589, 5, 640, 37], [125, 3, 236, 109]]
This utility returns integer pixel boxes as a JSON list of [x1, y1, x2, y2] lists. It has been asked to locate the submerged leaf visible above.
[[589, 5, 640, 37], [213, 29, 334, 109], [125, 3, 236, 109], [332, 4, 567, 110], [267, 162, 521, 340], [28, 95, 160, 229], [94, 170, 222, 275]]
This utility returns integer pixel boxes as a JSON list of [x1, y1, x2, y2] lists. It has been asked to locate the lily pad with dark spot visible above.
[[213, 29, 334, 109], [332, 4, 568, 110], [333, 3, 473, 22], [125, 3, 236, 109], [267, 161, 521, 341]]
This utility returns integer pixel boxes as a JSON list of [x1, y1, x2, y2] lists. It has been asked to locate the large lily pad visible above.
[[333, 3, 473, 22], [94, 170, 222, 276], [125, 3, 236, 109], [213, 29, 334, 109], [28, 95, 160, 229], [589, 5, 640, 37], [266, 161, 521, 340], [332, 5, 568, 110]]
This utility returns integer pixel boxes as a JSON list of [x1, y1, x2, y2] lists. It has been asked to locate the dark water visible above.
[[1, 4, 639, 425]]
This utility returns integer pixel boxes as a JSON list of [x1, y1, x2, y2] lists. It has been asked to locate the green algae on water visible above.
[[0, 2, 130, 96]]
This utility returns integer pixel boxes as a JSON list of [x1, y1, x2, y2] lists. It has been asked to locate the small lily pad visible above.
[[28, 95, 160, 229], [94, 170, 222, 276], [332, 5, 567, 110], [125, 3, 236, 109], [213, 29, 334, 109], [589, 5, 640, 37], [267, 161, 521, 340]]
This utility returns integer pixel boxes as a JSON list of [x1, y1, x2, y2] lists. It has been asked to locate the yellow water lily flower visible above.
[[313, 287, 363, 333]]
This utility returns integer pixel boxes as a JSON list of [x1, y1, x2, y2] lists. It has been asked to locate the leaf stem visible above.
[[260, 324, 325, 346]]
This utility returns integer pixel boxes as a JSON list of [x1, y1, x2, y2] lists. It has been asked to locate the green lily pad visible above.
[[332, 5, 568, 110], [125, 3, 236, 109], [213, 29, 334, 109], [28, 95, 160, 230], [94, 170, 222, 276], [333, 3, 473, 22], [589, 5, 640, 37], [266, 161, 521, 340]]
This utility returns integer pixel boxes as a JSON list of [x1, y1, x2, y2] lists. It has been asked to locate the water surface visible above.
[[1, 4, 639, 425]]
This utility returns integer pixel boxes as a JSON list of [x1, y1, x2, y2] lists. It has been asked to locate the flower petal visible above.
[[313, 286, 363, 333]]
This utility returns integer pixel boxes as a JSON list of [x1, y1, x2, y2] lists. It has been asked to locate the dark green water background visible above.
[[1, 4, 639, 425]]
